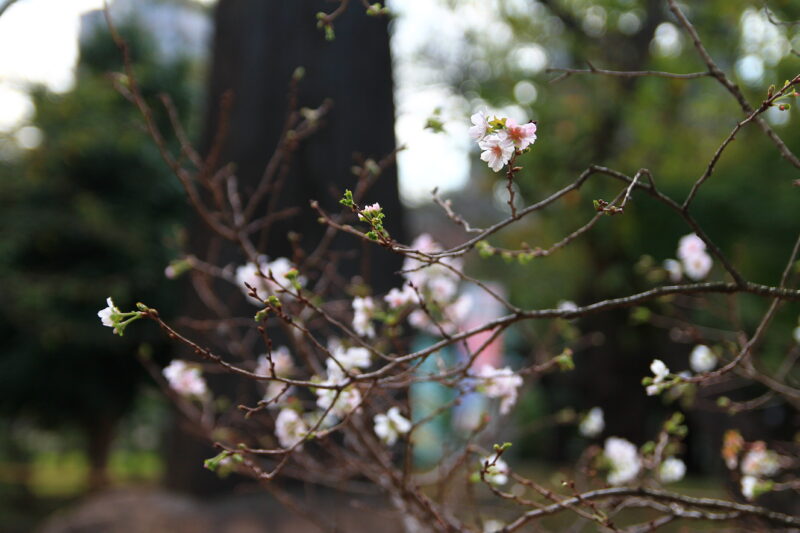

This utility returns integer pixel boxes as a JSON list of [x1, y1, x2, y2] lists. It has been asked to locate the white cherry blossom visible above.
[[689, 344, 717, 373], [682, 251, 712, 280], [476, 365, 523, 415], [604, 437, 641, 485], [256, 345, 294, 377], [659, 457, 686, 483], [275, 408, 309, 449], [97, 297, 119, 328], [579, 407, 605, 438], [480, 455, 510, 486], [384, 284, 417, 308], [163, 360, 207, 398], [469, 110, 490, 140], [352, 296, 376, 338], [650, 359, 669, 383], [663, 259, 682, 282], [373, 406, 412, 445], [479, 133, 515, 172]]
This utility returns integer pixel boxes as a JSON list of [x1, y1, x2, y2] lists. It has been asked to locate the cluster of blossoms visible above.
[[663, 233, 713, 281], [603, 437, 686, 486], [474, 365, 524, 415], [401, 234, 471, 334], [162, 359, 208, 398], [235, 256, 303, 304], [738, 441, 782, 500], [350, 233, 472, 338], [643, 345, 719, 398], [470, 110, 537, 172]]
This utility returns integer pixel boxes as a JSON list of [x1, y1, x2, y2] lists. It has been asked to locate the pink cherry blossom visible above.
[[677, 233, 706, 260], [504, 118, 537, 149]]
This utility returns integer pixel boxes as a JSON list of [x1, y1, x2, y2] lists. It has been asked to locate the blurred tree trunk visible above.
[[166, 0, 404, 495]]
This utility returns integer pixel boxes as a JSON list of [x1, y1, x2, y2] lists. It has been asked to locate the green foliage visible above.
[[0, 21, 197, 427]]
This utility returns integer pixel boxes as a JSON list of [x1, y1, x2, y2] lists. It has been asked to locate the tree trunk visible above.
[[166, 0, 405, 495]]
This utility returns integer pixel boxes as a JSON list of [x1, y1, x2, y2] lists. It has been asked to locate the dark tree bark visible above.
[[166, 0, 405, 495], [201, 0, 404, 270]]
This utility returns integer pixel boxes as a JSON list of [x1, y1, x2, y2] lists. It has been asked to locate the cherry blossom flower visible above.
[[408, 309, 431, 331], [275, 408, 309, 450], [741, 443, 780, 477], [682, 250, 712, 280], [316, 385, 362, 420], [97, 297, 120, 329], [384, 284, 417, 308], [373, 406, 412, 445], [675, 233, 712, 280], [557, 300, 579, 313], [677, 233, 706, 260], [469, 110, 490, 140], [263, 382, 291, 406], [479, 133, 515, 172], [663, 259, 682, 282], [741, 475, 758, 500], [604, 437, 641, 485], [235, 256, 303, 303], [480, 455, 509, 486], [256, 345, 294, 377], [352, 296, 376, 338], [332, 345, 372, 371], [579, 407, 605, 438], [651, 359, 669, 383], [358, 202, 382, 221], [483, 520, 505, 533], [476, 365, 523, 415], [162, 360, 208, 398], [689, 344, 717, 373], [659, 457, 686, 483], [504, 118, 537, 150], [646, 359, 670, 396]]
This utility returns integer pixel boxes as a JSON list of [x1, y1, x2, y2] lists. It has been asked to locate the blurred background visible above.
[[0, 0, 799, 531]]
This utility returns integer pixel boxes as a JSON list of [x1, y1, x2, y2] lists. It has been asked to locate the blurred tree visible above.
[[0, 20, 196, 489], [417, 0, 800, 469]]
